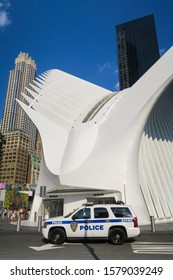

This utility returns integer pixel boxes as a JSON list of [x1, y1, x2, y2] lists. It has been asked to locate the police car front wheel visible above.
[[108, 228, 126, 245], [49, 228, 66, 245]]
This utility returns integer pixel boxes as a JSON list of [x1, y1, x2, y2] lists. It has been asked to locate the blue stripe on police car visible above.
[[47, 218, 134, 225]]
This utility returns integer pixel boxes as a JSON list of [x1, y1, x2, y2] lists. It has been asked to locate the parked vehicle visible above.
[[42, 203, 140, 245]]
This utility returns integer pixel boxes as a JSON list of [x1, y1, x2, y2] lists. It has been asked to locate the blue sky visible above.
[[0, 0, 173, 120]]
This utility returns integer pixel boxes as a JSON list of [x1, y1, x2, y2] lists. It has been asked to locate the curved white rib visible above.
[[139, 82, 173, 220], [17, 46, 173, 224]]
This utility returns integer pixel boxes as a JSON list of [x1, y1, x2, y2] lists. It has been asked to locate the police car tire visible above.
[[49, 228, 66, 245], [108, 228, 126, 245]]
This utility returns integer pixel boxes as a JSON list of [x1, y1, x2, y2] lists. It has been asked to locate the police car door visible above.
[[92, 207, 110, 237], [68, 207, 93, 238]]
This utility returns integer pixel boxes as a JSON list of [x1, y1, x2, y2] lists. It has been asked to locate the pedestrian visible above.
[[45, 206, 50, 220], [0, 208, 3, 222], [19, 207, 24, 219], [10, 209, 17, 222], [3, 208, 7, 219], [25, 208, 29, 220]]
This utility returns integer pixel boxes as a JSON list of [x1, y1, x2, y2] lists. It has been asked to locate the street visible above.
[[0, 219, 173, 260]]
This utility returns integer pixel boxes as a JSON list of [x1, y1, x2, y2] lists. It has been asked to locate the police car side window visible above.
[[94, 207, 109, 218], [72, 208, 91, 219], [111, 207, 132, 218]]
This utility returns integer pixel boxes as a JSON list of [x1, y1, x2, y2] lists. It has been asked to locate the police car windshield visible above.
[[64, 208, 79, 218]]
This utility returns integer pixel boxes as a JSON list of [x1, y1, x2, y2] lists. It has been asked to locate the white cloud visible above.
[[0, 10, 10, 27], [114, 81, 120, 91], [114, 69, 119, 74], [98, 62, 112, 73], [98, 61, 119, 76], [159, 48, 166, 56], [0, 0, 11, 8], [0, 1, 11, 28]]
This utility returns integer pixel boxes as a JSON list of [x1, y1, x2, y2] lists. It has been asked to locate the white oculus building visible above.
[[17, 47, 173, 225]]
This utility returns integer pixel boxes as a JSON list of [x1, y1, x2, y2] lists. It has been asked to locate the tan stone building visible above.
[[0, 130, 30, 186], [0, 132, 3, 170], [35, 131, 42, 159], [27, 155, 41, 184]]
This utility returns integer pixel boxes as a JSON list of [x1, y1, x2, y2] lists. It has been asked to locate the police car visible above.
[[42, 204, 140, 245]]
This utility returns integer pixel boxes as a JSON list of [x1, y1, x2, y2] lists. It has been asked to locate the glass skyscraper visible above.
[[116, 14, 160, 90]]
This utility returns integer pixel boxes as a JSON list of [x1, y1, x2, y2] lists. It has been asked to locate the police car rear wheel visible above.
[[109, 228, 126, 245], [49, 228, 66, 245]]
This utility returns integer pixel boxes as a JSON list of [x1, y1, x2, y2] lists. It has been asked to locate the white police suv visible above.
[[42, 204, 140, 245]]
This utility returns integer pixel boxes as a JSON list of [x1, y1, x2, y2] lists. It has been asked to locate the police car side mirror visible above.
[[72, 214, 77, 220]]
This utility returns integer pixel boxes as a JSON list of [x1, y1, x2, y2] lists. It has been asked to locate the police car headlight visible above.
[[43, 222, 48, 228]]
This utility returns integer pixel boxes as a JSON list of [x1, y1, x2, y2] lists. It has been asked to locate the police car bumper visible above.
[[42, 227, 49, 239], [127, 227, 140, 238]]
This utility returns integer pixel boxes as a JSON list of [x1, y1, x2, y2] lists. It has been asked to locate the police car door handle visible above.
[[106, 220, 109, 222], [85, 220, 90, 223]]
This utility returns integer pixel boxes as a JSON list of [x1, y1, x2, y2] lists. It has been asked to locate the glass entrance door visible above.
[[44, 199, 64, 218]]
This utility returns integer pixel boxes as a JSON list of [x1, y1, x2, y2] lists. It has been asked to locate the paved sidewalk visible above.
[[0, 218, 38, 232], [140, 222, 173, 233]]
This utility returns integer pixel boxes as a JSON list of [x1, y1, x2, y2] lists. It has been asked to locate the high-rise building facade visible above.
[[27, 155, 41, 184], [1, 52, 37, 153], [35, 131, 42, 159], [0, 130, 30, 186], [116, 14, 160, 90], [0, 132, 3, 166]]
